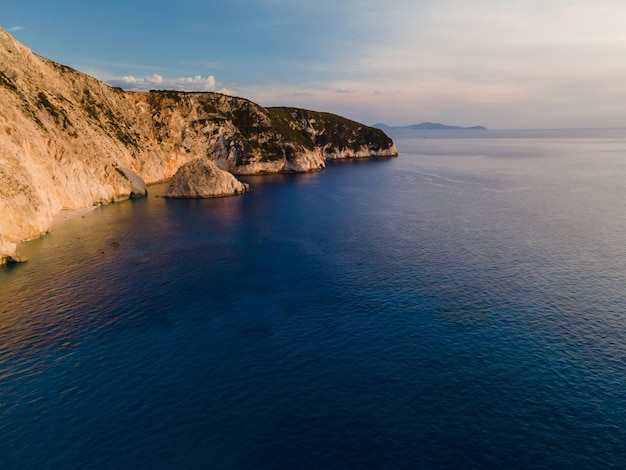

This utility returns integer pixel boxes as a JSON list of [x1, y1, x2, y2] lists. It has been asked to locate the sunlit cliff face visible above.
[[0, 27, 396, 260]]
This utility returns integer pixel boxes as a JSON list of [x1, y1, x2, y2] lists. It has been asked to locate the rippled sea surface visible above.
[[2, 129, 626, 468]]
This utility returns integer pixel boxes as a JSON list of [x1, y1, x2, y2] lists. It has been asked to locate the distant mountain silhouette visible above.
[[373, 122, 487, 131]]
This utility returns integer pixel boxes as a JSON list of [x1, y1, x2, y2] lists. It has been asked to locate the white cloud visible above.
[[145, 74, 164, 85], [7, 26, 25, 32], [107, 74, 221, 92]]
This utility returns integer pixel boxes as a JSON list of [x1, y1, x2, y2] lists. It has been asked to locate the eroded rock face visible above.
[[0, 27, 397, 260], [115, 167, 148, 198], [166, 158, 249, 198], [0, 236, 26, 265]]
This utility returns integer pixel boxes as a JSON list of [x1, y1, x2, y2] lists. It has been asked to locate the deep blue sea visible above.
[[2, 128, 626, 468]]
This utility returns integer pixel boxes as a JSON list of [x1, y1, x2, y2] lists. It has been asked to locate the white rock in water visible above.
[[165, 158, 249, 198]]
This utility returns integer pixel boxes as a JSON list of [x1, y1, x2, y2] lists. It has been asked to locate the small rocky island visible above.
[[165, 159, 250, 198], [0, 28, 397, 264]]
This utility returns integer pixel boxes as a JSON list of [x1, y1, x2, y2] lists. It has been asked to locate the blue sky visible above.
[[4, 0, 626, 129]]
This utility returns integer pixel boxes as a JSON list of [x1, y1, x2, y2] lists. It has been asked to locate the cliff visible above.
[[0, 28, 397, 263]]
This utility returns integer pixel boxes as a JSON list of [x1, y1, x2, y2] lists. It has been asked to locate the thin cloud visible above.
[[182, 60, 224, 69], [7, 26, 25, 32], [108, 74, 220, 92]]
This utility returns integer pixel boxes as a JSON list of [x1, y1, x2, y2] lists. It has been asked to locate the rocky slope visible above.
[[0, 28, 397, 263]]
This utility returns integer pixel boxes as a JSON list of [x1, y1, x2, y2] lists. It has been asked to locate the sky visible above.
[[4, 0, 626, 129]]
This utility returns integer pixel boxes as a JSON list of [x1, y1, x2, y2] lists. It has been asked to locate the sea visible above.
[[1, 128, 626, 468]]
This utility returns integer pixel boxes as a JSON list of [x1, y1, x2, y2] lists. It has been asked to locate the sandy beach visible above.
[[51, 206, 98, 230]]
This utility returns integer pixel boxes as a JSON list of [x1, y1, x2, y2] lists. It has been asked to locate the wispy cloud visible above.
[[107, 74, 231, 93], [181, 60, 223, 69], [7, 26, 25, 32]]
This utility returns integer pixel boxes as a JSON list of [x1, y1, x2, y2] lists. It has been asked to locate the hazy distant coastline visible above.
[[373, 122, 487, 131]]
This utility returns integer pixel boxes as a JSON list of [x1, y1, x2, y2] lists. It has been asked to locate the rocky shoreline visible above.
[[0, 28, 397, 264]]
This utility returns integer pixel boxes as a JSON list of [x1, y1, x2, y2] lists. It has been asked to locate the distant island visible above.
[[373, 122, 487, 131]]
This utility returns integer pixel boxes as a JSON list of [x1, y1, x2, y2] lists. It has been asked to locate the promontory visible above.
[[0, 27, 397, 264]]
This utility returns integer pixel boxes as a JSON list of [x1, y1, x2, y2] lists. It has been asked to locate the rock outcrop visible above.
[[115, 166, 148, 198], [282, 107, 400, 161], [166, 158, 249, 198], [0, 236, 26, 265], [0, 27, 397, 262]]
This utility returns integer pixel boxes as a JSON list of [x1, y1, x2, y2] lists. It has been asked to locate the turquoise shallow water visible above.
[[1, 129, 626, 468]]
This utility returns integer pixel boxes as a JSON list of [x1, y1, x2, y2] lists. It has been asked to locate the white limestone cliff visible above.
[[0, 28, 397, 263]]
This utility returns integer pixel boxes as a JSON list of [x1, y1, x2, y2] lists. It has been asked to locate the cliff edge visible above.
[[0, 28, 397, 263]]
